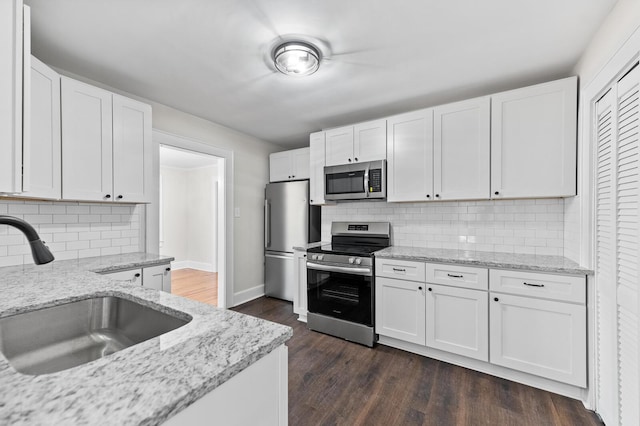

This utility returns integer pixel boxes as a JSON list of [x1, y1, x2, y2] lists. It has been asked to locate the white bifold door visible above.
[[595, 61, 639, 426]]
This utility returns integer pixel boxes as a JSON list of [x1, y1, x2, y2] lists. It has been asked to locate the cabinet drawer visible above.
[[102, 268, 142, 285], [426, 263, 488, 290], [489, 269, 586, 304], [376, 259, 426, 282]]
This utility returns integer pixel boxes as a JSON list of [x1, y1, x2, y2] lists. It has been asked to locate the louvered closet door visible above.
[[596, 62, 640, 426], [615, 63, 639, 426]]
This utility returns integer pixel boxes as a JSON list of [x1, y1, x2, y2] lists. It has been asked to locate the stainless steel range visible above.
[[306, 222, 390, 347]]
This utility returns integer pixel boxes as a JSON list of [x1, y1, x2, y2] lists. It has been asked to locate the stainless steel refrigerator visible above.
[[264, 180, 320, 301]]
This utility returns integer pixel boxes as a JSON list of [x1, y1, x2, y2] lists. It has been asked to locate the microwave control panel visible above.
[[369, 169, 382, 192]]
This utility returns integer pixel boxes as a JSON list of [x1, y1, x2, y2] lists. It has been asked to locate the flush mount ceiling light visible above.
[[272, 41, 321, 76]]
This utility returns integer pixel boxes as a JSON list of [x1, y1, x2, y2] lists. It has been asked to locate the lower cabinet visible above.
[[293, 249, 308, 321], [376, 277, 426, 345], [426, 284, 488, 361], [489, 292, 586, 387], [102, 263, 172, 293]]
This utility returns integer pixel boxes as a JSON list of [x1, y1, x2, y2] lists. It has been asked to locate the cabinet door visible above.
[[309, 132, 326, 205], [143, 264, 171, 292], [25, 56, 61, 199], [61, 77, 113, 201], [426, 284, 488, 361], [103, 268, 142, 285], [433, 97, 489, 200], [0, 1, 28, 193], [386, 109, 434, 202], [353, 119, 386, 163], [489, 293, 586, 387], [269, 151, 292, 182], [291, 147, 310, 180], [112, 94, 152, 203], [491, 76, 577, 198], [325, 126, 354, 166], [376, 277, 426, 345], [293, 250, 308, 318]]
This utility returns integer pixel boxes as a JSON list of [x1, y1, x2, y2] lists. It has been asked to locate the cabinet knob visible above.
[[428, 288, 432, 291], [104, 194, 111, 199], [134, 273, 141, 278], [165, 267, 171, 272], [426, 194, 430, 198], [117, 195, 123, 200], [348, 158, 352, 162], [292, 175, 295, 178], [494, 191, 500, 195], [494, 297, 499, 302], [288, 176, 291, 179], [418, 286, 423, 290], [354, 157, 358, 161], [435, 194, 440, 198]]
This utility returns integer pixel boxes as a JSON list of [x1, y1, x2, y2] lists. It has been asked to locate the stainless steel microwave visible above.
[[324, 160, 386, 201]]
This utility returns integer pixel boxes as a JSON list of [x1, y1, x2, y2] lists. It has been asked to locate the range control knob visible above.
[[354, 258, 362, 265], [317, 255, 324, 261], [348, 257, 355, 264], [311, 254, 318, 261]]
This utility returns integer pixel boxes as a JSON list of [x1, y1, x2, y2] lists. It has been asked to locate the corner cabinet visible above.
[[325, 119, 386, 166], [61, 77, 152, 203], [269, 147, 310, 182], [491, 76, 577, 198], [0, 0, 30, 194]]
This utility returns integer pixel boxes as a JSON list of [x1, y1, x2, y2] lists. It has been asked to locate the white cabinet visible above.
[[433, 97, 490, 200], [61, 77, 152, 203], [491, 76, 577, 198], [0, 0, 30, 194], [489, 269, 586, 387], [386, 109, 434, 202], [309, 131, 330, 205], [23, 56, 61, 199], [293, 249, 308, 321], [376, 276, 426, 345], [269, 147, 310, 182], [143, 264, 172, 292], [325, 119, 386, 166], [425, 284, 488, 361]]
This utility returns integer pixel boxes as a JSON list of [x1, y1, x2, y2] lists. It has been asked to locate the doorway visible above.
[[159, 145, 223, 306], [147, 130, 234, 308]]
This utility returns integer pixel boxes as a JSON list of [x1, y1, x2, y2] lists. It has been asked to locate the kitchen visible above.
[[1, 0, 639, 425]]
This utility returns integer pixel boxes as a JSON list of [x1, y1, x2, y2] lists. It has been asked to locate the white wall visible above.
[[0, 199, 141, 267], [160, 164, 218, 271], [323, 198, 565, 256], [564, 0, 640, 264]]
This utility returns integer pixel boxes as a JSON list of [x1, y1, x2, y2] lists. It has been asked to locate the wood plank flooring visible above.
[[170, 268, 218, 306], [233, 297, 603, 426]]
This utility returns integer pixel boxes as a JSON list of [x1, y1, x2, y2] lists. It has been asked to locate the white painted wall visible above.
[[159, 166, 188, 262], [564, 0, 640, 264]]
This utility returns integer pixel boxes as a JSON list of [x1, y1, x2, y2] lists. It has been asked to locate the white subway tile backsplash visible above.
[[0, 200, 141, 267], [321, 198, 566, 256]]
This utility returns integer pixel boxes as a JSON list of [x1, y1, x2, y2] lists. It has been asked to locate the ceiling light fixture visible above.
[[272, 41, 321, 76]]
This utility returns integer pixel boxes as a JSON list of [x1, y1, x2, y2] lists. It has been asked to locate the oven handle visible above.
[[306, 262, 372, 276]]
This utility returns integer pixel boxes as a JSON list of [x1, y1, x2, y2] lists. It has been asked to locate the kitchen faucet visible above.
[[0, 215, 55, 265]]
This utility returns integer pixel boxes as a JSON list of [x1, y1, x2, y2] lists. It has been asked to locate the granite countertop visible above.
[[0, 253, 292, 425], [374, 246, 594, 275]]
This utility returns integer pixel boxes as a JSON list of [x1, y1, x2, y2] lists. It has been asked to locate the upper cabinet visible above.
[[325, 119, 386, 166], [433, 96, 490, 200], [24, 56, 61, 199], [387, 109, 434, 202], [0, 0, 30, 193], [491, 76, 577, 198], [269, 147, 310, 182], [61, 77, 152, 203], [309, 131, 330, 205]]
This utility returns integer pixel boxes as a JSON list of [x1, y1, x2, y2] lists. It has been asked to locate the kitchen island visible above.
[[0, 254, 292, 425]]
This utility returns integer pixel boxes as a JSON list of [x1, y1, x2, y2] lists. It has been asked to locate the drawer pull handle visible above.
[[418, 286, 423, 290], [447, 273, 463, 278], [392, 268, 406, 272], [523, 282, 544, 288]]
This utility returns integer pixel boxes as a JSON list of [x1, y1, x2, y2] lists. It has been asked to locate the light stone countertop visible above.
[[374, 246, 593, 275], [0, 253, 292, 425], [292, 241, 326, 251]]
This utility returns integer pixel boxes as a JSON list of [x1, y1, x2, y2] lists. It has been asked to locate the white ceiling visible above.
[[160, 146, 220, 169], [26, 0, 617, 148]]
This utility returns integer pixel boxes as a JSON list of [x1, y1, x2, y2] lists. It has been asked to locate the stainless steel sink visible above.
[[0, 296, 191, 375]]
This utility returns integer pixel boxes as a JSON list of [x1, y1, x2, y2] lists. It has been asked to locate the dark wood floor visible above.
[[233, 297, 602, 426]]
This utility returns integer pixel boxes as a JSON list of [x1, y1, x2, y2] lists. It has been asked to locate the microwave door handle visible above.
[[364, 165, 369, 198]]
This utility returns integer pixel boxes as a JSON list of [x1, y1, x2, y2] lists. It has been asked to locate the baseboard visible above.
[[233, 284, 265, 307], [171, 260, 216, 272]]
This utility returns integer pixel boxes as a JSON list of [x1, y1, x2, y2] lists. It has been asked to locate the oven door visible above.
[[307, 262, 373, 326]]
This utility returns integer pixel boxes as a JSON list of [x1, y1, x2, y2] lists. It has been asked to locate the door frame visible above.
[[147, 129, 234, 308]]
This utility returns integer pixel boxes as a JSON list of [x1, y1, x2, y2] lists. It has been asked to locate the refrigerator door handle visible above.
[[264, 199, 271, 248]]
